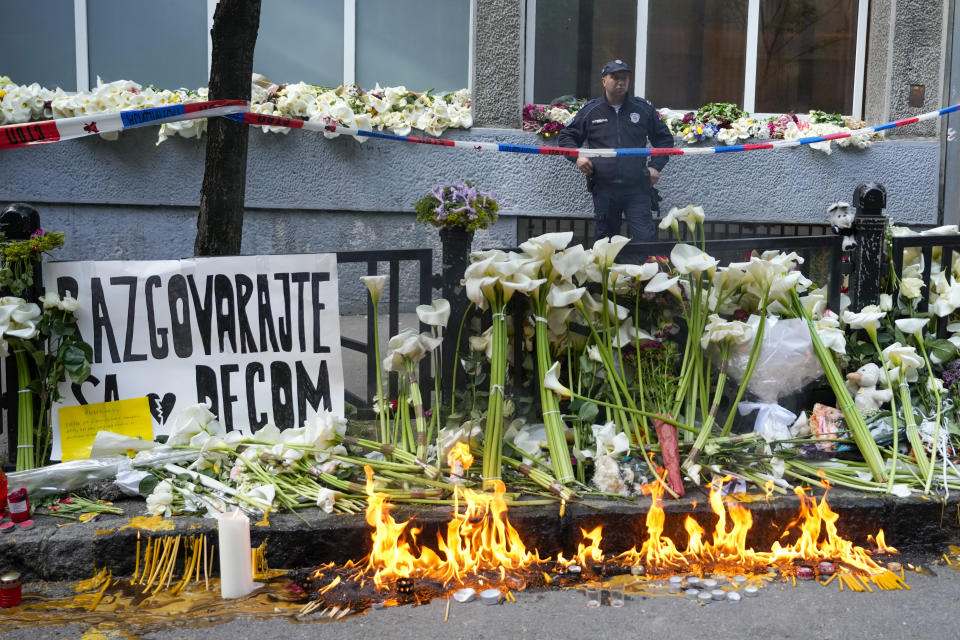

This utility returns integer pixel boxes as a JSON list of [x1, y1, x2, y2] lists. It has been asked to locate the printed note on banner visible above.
[[43, 254, 344, 460], [58, 397, 153, 461]]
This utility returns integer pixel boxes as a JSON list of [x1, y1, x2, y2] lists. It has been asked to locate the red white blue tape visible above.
[[230, 103, 960, 158], [0, 100, 248, 150]]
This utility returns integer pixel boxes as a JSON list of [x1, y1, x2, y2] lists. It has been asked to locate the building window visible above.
[[527, 0, 868, 117], [87, 0, 208, 90], [4, 0, 471, 94], [0, 0, 77, 91]]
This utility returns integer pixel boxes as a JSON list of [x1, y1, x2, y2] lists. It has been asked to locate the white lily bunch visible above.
[[382, 328, 442, 372]]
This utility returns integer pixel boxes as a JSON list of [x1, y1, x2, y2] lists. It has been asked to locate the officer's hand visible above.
[[576, 157, 594, 175], [648, 167, 660, 186]]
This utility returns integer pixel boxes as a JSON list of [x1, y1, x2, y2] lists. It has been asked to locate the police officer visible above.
[[558, 59, 674, 250]]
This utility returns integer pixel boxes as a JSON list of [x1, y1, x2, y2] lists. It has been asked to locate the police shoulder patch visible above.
[[629, 112, 640, 123]]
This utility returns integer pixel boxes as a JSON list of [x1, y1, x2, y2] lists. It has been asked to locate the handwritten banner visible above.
[[44, 254, 344, 460]]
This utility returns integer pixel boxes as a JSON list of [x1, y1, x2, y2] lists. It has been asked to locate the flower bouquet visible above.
[[414, 181, 499, 231]]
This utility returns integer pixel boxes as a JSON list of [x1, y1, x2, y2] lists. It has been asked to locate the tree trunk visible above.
[[194, 0, 261, 256]]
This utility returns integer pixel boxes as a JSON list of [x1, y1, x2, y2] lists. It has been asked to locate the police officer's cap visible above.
[[601, 60, 632, 76]]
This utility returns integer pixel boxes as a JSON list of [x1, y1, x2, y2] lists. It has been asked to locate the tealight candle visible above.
[[217, 509, 254, 599]]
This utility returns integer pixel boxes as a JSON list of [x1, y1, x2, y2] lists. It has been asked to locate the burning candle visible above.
[[217, 509, 254, 599]]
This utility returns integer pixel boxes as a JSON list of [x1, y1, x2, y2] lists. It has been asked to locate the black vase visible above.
[[437, 226, 474, 409]]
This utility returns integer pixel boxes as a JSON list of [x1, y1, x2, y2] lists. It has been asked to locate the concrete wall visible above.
[[865, 0, 950, 139]]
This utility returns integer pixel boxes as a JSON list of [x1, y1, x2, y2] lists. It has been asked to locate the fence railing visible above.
[[517, 215, 835, 246], [336, 249, 434, 419], [891, 235, 959, 338]]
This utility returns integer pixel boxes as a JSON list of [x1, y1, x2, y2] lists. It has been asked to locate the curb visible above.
[[3, 488, 958, 581]]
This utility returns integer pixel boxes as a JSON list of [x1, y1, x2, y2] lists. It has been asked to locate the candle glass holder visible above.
[[609, 585, 625, 607], [584, 586, 601, 608]]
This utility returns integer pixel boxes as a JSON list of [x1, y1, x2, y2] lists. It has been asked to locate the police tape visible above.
[[0, 100, 248, 150], [230, 102, 960, 157], [2, 99, 957, 157]]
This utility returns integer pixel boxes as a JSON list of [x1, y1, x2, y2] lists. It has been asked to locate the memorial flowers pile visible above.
[[102, 213, 959, 519], [0, 75, 473, 144]]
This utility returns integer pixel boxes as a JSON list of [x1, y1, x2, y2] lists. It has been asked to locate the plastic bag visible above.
[[738, 401, 797, 444], [726, 316, 823, 403]]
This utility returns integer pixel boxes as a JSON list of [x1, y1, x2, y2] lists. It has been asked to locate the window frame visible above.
[[524, 0, 869, 119]]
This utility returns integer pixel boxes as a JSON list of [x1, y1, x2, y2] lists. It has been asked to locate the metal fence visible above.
[[336, 249, 434, 419], [517, 215, 835, 246], [890, 235, 960, 338]]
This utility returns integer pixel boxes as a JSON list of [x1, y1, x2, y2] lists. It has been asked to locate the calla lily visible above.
[[580, 421, 630, 459], [592, 235, 630, 267], [550, 244, 591, 281], [519, 231, 573, 259], [882, 342, 924, 380], [416, 298, 451, 328], [543, 361, 572, 399], [931, 280, 960, 317], [501, 274, 547, 301], [711, 265, 748, 292], [644, 272, 681, 295], [894, 317, 930, 336], [360, 275, 388, 304], [670, 243, 719, 276], [546, 282, 586, 308], [4, 301, 40, 340], [841, 305, 885, 340], [464, 275, 498, 309], [580, 291, 629, 321], [659, 204, 705, 233]]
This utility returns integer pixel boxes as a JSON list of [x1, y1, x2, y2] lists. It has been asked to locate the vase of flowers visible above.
[[415, 181, 499, 408], [415, 180, 499, 295]]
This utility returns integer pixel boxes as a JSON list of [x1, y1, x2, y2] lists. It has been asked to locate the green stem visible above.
[[14, 350, 35, 471], [720, 291, 769, 436]]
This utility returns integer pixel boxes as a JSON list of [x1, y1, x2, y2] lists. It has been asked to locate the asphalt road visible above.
[[7, 559, 959, 640]]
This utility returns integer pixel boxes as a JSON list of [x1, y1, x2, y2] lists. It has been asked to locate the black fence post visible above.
[[0, 203, 43, 468], [850, 183, 887, 310], [437, 227, 474, 410]]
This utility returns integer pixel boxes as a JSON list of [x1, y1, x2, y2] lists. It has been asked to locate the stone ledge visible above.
[[3, 488, 957, 581]]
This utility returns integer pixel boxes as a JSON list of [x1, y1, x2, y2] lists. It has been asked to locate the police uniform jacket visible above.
[[558, 94, 674, 187]]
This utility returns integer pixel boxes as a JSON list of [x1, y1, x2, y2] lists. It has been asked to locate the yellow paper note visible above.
[[58, 397, 153, 461]]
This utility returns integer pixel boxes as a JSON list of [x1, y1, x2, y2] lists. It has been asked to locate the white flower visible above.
[[592, 235, 630, 268], [644, 272, 680, 295], [931, 279, 960, 317], [670, 243, 719, 276], [841, 305, 885, 338], [900, 277, 924, 300], [166, 402, 224, 446], [814, 314, 847, 354], [582, 421, 630, 459], [301, 407, 347, 449], [146, 480, 174, 517], [894, 317, 930, 336], [0, 297, 41, 340], [416, 298, 450, 328], [519, 232, 573, 260], [40, 291, 62, 310], [701, 314, 755, 348], [882, 342, 924, 380], [315, 488, 338, 513], [551, 244, 591, 282], [546, 282, 586, 308], [360, 275, 388, 303], [543, 361, 572, 399]]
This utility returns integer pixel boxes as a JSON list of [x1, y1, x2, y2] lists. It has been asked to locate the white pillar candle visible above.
[[217, 508, 254, 599]]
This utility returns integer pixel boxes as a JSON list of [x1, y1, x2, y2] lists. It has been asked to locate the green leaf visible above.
[[926, 338, 957, 364], [61, 344, 87, 366], [578, 401, 599, 424]]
